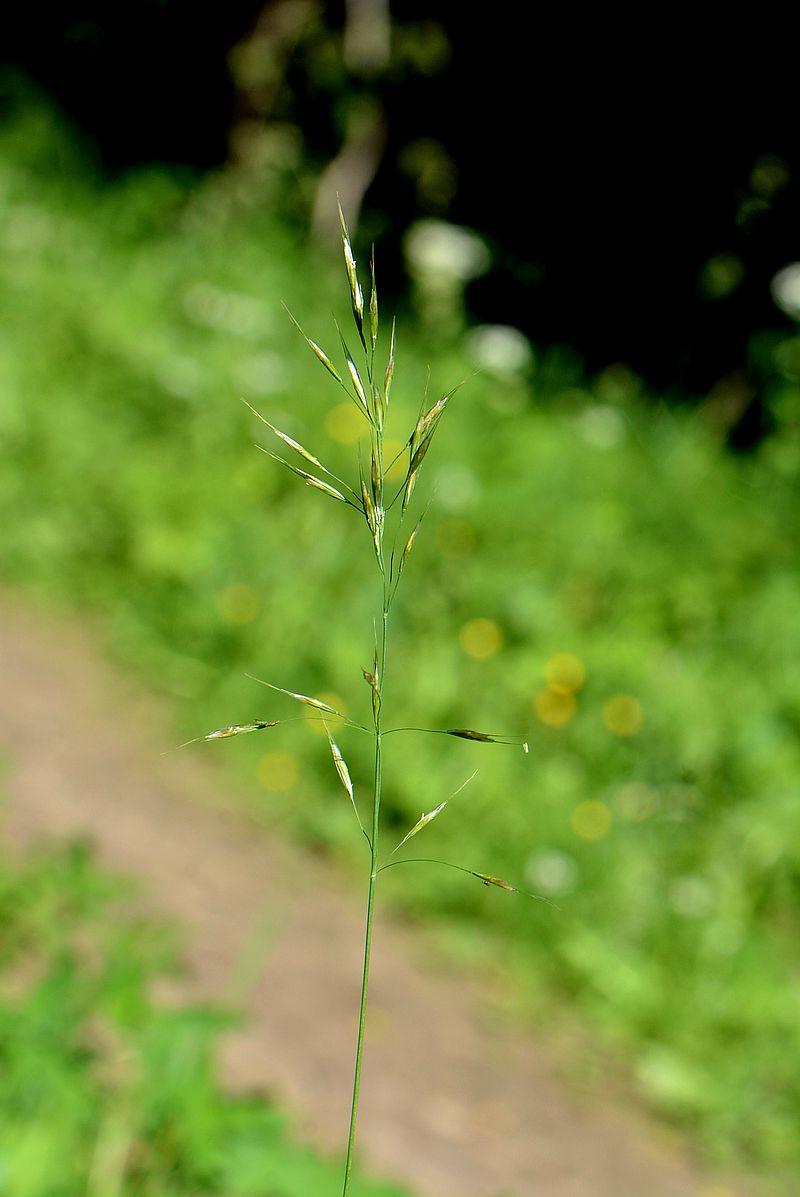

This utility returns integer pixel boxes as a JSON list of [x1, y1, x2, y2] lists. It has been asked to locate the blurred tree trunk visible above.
[[310, 0, 390, 243]]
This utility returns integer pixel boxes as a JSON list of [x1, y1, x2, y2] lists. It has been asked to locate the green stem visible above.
[[342, 576, 389, 1195]]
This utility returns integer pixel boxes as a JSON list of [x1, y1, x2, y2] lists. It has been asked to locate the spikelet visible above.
[[445, 729, 529, 752], [204, 720, 280, 738], [256, 446, 348, 504], [369, 247, 379, 352], [473, 872, 519, 892], [284, 306, 345, 385], [242, 401, 326, 471], [383, 318, 396, 407], [391, 771, 477, 855], [338, 200, 366, 352], [246, 676, 342, 714], [336, 324, 370, 418], [176, 720, 280, 749], [397, 508, 427, 579]]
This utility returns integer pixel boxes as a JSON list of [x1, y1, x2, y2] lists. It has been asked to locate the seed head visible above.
[[369, 247, 379, 351], [284, 307, 344, 385], [384, 319, 396, 407], [204, 720, 279, 740], [338, 200, 366, 348]]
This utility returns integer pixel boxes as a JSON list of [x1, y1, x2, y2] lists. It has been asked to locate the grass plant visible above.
[[196, 207, 529, 1193]]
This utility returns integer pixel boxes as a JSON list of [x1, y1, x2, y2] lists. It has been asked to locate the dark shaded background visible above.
[[5, 2, 799, 432]]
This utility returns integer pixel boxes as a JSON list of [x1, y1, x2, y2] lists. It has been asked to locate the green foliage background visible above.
[[0, 841, 407, 1196], [2, 96, 800, 1187]]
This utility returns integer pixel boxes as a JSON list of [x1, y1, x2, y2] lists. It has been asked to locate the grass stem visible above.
[[342, 594, 388, 1196]]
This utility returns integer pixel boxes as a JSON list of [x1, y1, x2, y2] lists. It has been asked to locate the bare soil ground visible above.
[[0, 597, 762, 1197]]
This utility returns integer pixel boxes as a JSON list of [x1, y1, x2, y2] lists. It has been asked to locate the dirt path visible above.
[[0, 597, 762, 1197]]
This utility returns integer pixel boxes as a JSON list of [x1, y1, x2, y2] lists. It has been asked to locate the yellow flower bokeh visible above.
[[603, 694, 644, 736], [544, 652, 586, 693], [533, 687, 577, 727], [571, 800, 613, 841], [325, 403, 364, 445], [459, 617, 504, 660], [533, 651, 585, 727]]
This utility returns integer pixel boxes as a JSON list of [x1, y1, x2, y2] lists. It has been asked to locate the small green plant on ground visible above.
[[193, 208, 530, 1194], [0, 838, 410, 1197]]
